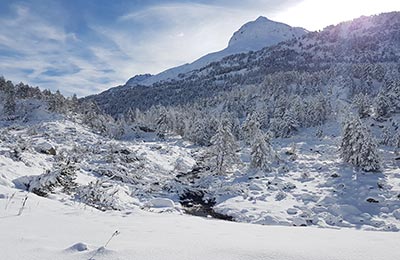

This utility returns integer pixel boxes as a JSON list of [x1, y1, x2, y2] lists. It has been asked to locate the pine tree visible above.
[[184, 113, 218, 146], [48, 90, 66, 113], [242, 112, 261, 145], [81, 100, 108, 134], [270, 110, 298, 138], [15, 82, 31, 99], [155, 108, 169, 139], [209, 120, 239, 174], [374, 91, 391, 119], [340, 116, 380, 172], [250, 131, 275, 171], [26, 161, 78, 196], [384, 79, 400, 113], [3, 80, 16, 116], [70, 93, 79, 112], [352, 93, 371, 118]]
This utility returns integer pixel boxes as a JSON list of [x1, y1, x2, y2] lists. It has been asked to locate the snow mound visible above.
[[148, 198, 175, 208], [65, 242, 88, 252], [394, 209, 400, 220]]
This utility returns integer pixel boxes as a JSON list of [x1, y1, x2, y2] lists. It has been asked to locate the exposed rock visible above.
[[34, 142, 56, 155]]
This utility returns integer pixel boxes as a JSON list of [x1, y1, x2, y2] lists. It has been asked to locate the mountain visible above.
[[125, 16, 307, 87], [88, 12, 400, 115]]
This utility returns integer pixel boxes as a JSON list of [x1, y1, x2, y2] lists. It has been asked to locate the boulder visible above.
[[35, 142, 56, 155]]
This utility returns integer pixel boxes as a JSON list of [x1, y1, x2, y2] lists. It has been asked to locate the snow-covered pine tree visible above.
[[25, 161, 78, 196], [250, 130, 275, 171], [69, 93, 79, 113], [241, 112, 261, 145], [309, 93, 330, 126], [155, 107, 169, 139], [3, 80, 16, 116], [15, 82, 31, 99], [107, 117, 126, 139], [76, 180, 120, 211], [209, 119, 239, 174], [374, 91, 391, 119], [381, 120, 400, 148], [352, 93, 371, 118], [383, 78, 400, 113], [339, 116, 380, 172], [80, 100, 109, 134], [170, 109, 186, 137], [270, 110, 298, 138], [47, 90, 66, 113], [184, 113, 217, 146], [0, 76, 6, 92]]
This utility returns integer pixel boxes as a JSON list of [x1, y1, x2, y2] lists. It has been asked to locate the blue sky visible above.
[[0, 0, 399, 96]]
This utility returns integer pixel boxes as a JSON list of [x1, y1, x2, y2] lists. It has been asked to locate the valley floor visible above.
[[1, 187, 400, 260]]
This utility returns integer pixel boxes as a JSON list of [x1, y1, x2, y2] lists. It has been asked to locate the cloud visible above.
[[0, 3, 128, 96]]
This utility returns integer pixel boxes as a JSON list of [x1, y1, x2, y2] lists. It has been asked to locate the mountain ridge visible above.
[[125, 16, 307, 87]]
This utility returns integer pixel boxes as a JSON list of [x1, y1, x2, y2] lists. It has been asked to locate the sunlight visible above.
[[273, 0, 400, 30]]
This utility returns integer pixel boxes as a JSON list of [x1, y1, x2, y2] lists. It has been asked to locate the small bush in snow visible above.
[[24, 161, 78, 196], [76, 180, 120, 211]]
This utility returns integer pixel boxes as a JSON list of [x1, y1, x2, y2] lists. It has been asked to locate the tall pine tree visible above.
[[209, 119, 238, 174], [340, 116, 380, 172], [3, 80, 16, 116], [250, 130, 275, 171]]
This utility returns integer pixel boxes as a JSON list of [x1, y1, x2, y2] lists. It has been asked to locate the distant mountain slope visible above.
[[125, 16, 307, 87]]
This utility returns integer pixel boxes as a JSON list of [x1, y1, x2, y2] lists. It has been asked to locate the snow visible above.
[[148, 197, 176, 208], [228, 16, 307, 51], [211, 122, 400, 230], [1, 116, 399, 231], [1, 187, 400, 260]]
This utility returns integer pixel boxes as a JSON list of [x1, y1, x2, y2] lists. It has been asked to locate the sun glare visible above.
[[273, 0, 400, 31]]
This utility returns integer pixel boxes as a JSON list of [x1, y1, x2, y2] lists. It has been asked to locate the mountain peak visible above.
[[228, 16, 307, 51], [255, 16, 272, 22]]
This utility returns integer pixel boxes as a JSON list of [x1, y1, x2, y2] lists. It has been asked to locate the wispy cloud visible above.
[[0, 3, 128, 96]]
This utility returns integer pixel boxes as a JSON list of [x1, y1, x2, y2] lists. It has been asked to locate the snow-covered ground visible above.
[[0, 114, 399, 259], [1, 186, 400, 260], [1, 117, 399, 230], [213, 122, 400, 230]]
